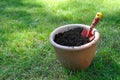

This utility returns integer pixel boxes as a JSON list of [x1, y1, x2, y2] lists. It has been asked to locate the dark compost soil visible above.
[[54, 27, 90, 46]]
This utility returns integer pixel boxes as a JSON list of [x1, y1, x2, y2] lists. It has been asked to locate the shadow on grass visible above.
[[102, 10, 120, 26], [0, 0, 70, 29], [0, 0, 70, 46]]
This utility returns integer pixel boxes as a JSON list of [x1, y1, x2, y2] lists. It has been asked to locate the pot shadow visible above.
[[64, 51, 120, 80]]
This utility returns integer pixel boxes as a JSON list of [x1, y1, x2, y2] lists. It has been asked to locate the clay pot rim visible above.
[[49, 24, 100, 51]]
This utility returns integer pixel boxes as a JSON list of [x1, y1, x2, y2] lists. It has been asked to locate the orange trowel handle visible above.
[[87, 12, 102, 37], [87, 18, 100, 37], [91, 17, 100, 28], [90, 12, 102, 29]]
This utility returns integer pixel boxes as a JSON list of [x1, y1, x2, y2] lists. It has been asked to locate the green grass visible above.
[[0, 0, 120, 80]]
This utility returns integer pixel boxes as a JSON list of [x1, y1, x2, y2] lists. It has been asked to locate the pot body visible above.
[[49, 24, 100, 70]]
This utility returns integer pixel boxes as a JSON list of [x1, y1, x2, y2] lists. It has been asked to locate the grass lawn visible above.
[[0, 0, 120, 80]]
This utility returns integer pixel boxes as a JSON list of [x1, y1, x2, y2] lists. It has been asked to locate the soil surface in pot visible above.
[[54, 27, 90, 46]]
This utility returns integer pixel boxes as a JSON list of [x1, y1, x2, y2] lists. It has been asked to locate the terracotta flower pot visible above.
[[49, 24, 100, 70]]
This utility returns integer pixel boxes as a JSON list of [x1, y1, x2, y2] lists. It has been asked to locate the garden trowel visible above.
[[81, 12, 102, 41]]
